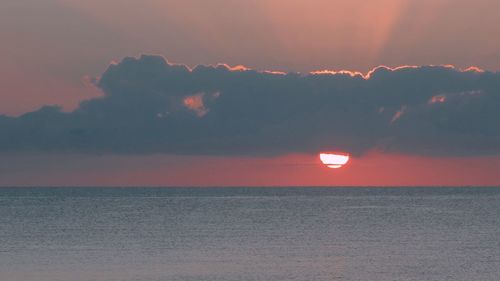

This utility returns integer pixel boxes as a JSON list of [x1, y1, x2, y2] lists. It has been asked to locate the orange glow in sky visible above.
[[319, 153, 350, 169]]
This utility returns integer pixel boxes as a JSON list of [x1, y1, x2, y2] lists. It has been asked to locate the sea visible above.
[[0, 187, 499, 281]]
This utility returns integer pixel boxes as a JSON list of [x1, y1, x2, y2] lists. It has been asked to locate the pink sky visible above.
[[3, 0, 500, 115], [1, 152, 499, 187], [1, 0, 500, 186]]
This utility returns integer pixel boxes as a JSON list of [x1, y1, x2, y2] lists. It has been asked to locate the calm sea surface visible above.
[[0, 187, 499, 281]]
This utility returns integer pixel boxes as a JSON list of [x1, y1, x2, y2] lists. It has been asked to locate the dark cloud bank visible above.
[[1, 55, 500, 156]]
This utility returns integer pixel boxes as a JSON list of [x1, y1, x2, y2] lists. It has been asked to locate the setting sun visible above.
[[319, 153, 350, 169]]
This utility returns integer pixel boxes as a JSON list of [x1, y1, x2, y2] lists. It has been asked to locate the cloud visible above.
[[1, 54, 499, 156]]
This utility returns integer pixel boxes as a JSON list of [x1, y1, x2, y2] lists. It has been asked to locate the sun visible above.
[[319, 153, 350, 169]]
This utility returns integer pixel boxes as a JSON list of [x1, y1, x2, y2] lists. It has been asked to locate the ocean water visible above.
[[0, 187, 499, 281]]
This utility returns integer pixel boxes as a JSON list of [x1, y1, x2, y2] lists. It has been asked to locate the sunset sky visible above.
[[1, 0, 500, 186]]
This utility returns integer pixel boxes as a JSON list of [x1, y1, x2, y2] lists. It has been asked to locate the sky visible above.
[[1, 0, 500, 186]]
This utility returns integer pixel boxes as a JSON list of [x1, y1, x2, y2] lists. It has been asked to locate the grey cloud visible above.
[[1, 55, 499, 156]]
